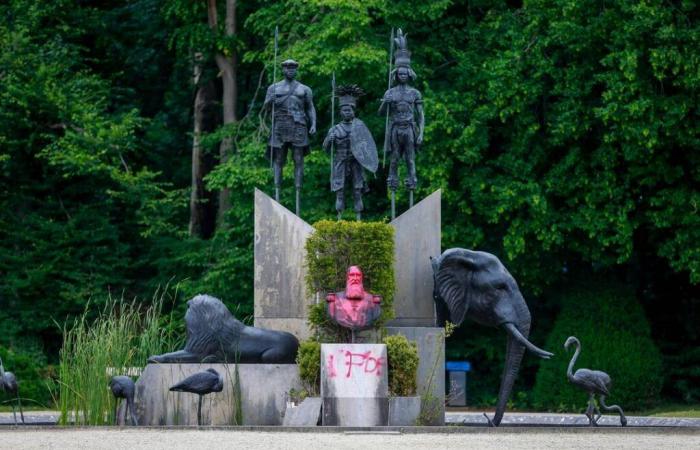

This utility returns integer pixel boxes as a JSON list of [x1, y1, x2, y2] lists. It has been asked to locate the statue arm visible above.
[[416, 102, 425, 145], [378, 91, 391, 115], [305, 87, 317, 135], [262, 85, 274, 112], [322, 127, 335, 152], [416, 91, 424, 145]]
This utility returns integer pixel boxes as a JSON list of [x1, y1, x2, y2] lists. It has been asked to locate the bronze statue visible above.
[[326, 265, 382, 333], [148, 294, 299, 364], [263, 59, 317, 215], [565, 336, 627, 427], [431, 248, 553, 426], [379, 29, 424, 217], [323, 85, 378, 220]]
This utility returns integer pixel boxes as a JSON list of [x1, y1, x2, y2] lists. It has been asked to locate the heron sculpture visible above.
[[565, 336, 627, 426], [0, 357, 24, 425], [170, 368, 223, 426], [109, 375, 138, 426]]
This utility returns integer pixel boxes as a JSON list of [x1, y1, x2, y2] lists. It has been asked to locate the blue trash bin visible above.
[[445, 361, 471, 406]]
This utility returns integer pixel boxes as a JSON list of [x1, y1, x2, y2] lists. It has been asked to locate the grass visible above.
[[55, 288, 181, 426], [634, 403, 700, 418]]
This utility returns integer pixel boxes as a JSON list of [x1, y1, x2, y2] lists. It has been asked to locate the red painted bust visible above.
[[326, 266, 382, 331]]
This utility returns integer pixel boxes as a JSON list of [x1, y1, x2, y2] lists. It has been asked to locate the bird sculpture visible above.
[[564, 336, 627, 426], [109, 376, 138, 426], [170, 368, 224, 426], [0, 358, 24, 425], [0, 357, 24, 425]]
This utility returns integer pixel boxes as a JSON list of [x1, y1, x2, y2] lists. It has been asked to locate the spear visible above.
[[382, 28, 395, 169], [330, 71, 336, 186], [271, 26, 279, 192]]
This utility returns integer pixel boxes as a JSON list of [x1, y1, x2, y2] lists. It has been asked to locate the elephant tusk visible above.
[[503, 323, 554, 359]]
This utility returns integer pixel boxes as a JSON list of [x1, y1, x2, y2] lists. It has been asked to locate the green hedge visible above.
[[383, 334, 419, 396], [305, 220, 394, 341], [533, 281, 663, 412], [0, 346, 54, 408]]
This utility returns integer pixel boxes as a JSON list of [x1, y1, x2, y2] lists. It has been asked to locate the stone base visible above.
[[283, 397, 322, 426], [386, 327, 445, 425], [320, 344, 388, 427], [132, 363, 301, 426], [322, 397, 388, 426], [388, 396, 421, 426]]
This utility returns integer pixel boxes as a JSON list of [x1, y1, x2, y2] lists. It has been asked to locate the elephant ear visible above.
[[435, 250, 479, 327]]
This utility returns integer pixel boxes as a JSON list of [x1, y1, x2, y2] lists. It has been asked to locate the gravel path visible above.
[[1, 429, 698, 450]]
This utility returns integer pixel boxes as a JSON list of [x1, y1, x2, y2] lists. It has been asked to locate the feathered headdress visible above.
[[393, 29, 411, 68], [336, 84, 365, 108]]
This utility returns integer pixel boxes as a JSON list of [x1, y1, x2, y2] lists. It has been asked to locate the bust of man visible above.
[[326, 266, 381, 331]]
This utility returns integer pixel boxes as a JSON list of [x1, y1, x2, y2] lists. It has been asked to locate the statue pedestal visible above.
[[131, 363, 301, 426], [320, 344, 388, 426], [386, 327, 445, 425]]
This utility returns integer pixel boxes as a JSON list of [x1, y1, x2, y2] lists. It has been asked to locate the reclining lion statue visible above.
[[148, 294, 299, 364]]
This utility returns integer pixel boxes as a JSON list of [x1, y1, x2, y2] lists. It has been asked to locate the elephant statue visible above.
[[431, 248, 553, 426]]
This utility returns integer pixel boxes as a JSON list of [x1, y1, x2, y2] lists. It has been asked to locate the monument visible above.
[[379, 28, 425, 217], [325, 266, 382, 333], [263, 59, 317, 215], [322, 84, 378, 220]]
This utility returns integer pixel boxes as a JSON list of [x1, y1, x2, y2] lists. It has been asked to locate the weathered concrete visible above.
[[283, 397, 322, 426], [388, 190, 440, 327], [321, 344, 388, 426], [254, 188, 315, 341], [132, 363, 301, 426], [388, 396, 421, 426], [447, 371, 467, 406], [386, 327, 445, 425]]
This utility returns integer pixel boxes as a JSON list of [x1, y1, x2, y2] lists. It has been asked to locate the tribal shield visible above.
[[350, 119, 378, 173]]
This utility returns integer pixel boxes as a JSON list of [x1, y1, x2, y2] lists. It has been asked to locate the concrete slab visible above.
[[321, 344, 389, 426], [283, 397, 322, 426], [253, 188, 315, 341], [388, 190, 440, 327], [131, 363, 302, 426], [386, 327, 445, 425]]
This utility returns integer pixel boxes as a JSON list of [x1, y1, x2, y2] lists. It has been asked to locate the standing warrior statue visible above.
[[263, 59, 317, 214], [323, 85, 378, 220], [378, 29, 424, 215]]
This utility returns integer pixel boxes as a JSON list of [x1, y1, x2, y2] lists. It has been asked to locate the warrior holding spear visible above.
[[378, 29, 424, 217], [263, 55, 317, 215], [323, 85, 378, 220]]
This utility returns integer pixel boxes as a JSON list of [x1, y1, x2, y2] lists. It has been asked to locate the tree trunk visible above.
[[208, 0, 238, 225], [189, 54, 219, 238]]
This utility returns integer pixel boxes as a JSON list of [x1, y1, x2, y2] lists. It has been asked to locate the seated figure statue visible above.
[[148, 294, 299, 364], [326, 266, 381, 331]]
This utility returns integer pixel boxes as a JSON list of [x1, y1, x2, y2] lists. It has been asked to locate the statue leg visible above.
[[292, 146, 304, 189], [353, 189, 363, 221], [273, 146, 287, 200], [335, 190, 345, 219], [403, 139, 417, 190], [585, 393, 596, 426], [352, 160, 364, 220]]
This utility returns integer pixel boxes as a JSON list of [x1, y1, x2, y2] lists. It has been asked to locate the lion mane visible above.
[[149, 294, 298, 364]]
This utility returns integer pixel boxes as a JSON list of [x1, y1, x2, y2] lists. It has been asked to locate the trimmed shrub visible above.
[[383, 334, 419, 397], [296, 340, 321, 395], [305, 220, 394, 341], [533, 281, 663, 411], [0, 345, 54, 408]]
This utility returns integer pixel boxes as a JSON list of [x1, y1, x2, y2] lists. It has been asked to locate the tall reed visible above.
[[57, 288, 180, 425]]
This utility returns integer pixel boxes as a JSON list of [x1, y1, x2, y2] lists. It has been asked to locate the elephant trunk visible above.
[[490, 319, 530, 427]]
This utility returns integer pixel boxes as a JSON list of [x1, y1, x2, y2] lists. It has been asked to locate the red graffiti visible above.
[[327, 354, 337, 378], [342, 350, 384, 378]]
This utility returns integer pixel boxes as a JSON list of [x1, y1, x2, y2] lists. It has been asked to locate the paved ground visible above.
[[4, 410, 700, 427], [0, 428, 698, 450]]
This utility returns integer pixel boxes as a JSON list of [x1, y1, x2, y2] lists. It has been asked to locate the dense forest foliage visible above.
[[1, 0, 698, 408]]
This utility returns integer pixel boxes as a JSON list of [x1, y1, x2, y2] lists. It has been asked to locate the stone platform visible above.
[[130, 363, 301, 426]]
